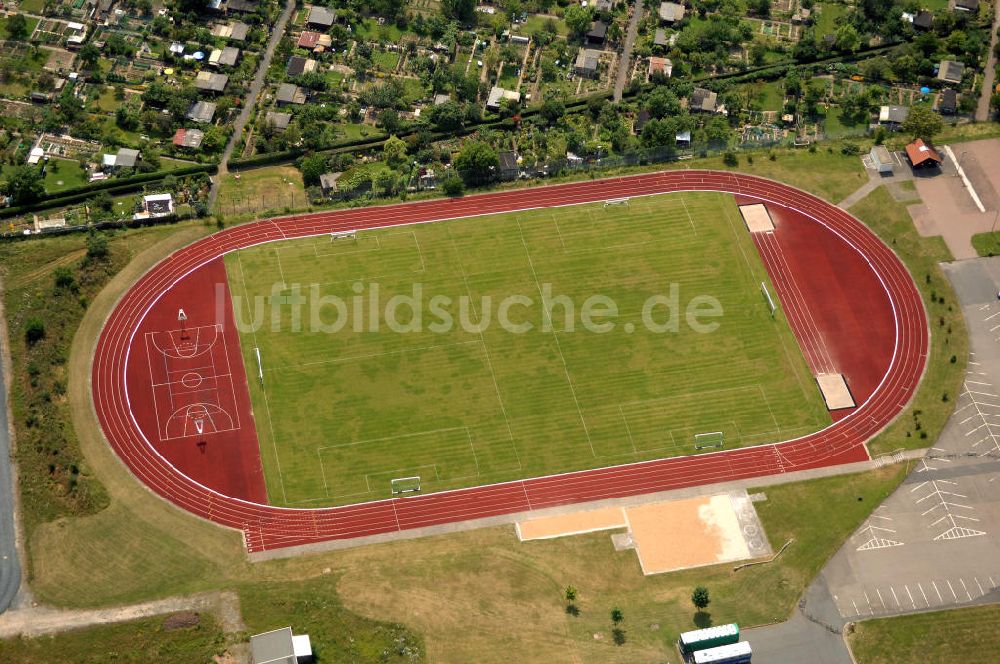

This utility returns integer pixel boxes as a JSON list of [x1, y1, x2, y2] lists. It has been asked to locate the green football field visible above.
[[224, 192, 831, 507]]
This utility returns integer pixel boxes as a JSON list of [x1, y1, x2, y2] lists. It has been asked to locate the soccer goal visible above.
[[390, 476, 422, 496], [694, 431, 725, 450], [330, 231, 357, 242], [760, 281, 777, 317], [604, 198, 631, 208]]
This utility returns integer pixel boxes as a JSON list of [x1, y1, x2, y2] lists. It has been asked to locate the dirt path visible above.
[[613, 0, 643, 102], [976, 0, 1000, 121], [0, 590, 245, 638], [9, 248, 86, 290]]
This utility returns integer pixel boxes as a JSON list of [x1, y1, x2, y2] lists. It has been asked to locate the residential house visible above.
[[226, 0, 258, 13], [209, 46, 240, 68], [265, 111, 292, 131], [689, 87, 718, 113], [937, 88, 958, 114], [951, 0, 979, 11], [298, 31, 321, 49], [213, 21, 249, 41], [498, 151, 519, 181], [319, 172, 341, 195], [249, 627, 313, 664], [306, 5, 336, 30], [139, 193, 174, 218], [647, 56, 672, 79], [586, 21, 608, 45], [878, 105, 909, 127], [194, 71, 229, 93], [103, 147, 140, 170], [905, 138, 943, 168], [286, 56, 317, 77], [937, 59, 965, 84], [486, 86, 520, 111], [573, 49, 602, 78], [913, 10, 933, 29], [172, 127, 205, 148], [658, 1, 685, 23], [186, 100, 218, 123], [276, 83, 306, 105]]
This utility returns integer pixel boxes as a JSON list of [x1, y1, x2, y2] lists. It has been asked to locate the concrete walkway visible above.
[[836, 175, 881, 210], [0, 590, 245, 639], [613, 0, 643, 102], [209, 0, 297, 211], [976, 0, 1000, 122]]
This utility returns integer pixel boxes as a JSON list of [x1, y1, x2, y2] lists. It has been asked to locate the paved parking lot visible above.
[[822, 258, 1000, 622]]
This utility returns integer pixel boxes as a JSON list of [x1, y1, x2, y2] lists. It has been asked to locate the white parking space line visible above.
[[876, 588, 886, 610], [960, 578, 972, 601], [864, 591, 874, 615], [905, 585, 916, 609], [933, 581, 943, 603], [947, 580, 957, 600], [891, 586, 900, 608], [976, 577, 985, 596], [851, 599, 860, 616], [918, 583, 929, 607]]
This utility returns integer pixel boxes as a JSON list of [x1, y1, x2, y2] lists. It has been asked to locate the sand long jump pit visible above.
[[517, 491, 771, 575]]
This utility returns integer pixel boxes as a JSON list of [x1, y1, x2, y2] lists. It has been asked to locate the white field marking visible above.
[[933, 581, 943, 603], [890, 586, 900, 608], [905, 585, 916, 609], [447, 228, 522, 470], [679, 194, 698, 235], [960, 578, 972, 601], [316, 449, 330, 497], [947, 580, 957, 600], [120, 182, 911, 517], [517, 219, 596, 457], [273, 247, 287, 289], [918, 582, 929, 607], [237, 251, 289, 504], [620, 406, 638, 455]]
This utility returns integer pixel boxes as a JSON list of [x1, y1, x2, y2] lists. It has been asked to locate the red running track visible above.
[[91, 171, 928, 553]]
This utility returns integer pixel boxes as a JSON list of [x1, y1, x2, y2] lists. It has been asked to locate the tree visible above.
[[79, 43, 101, 70], [901, 104, 942, 140], [540, 97, 565, 123], [299, 153, 329, 187], [1, 166, 44, 205], [429, 101, 465, 131], [565, 586, 577, 602], [610, 607, 624, 624], [85, 230, 109, 261], [564, 5, 593, 38], [835, 24, 860, 52], [6, 14, 29, 41], [383, 135, 408, 167], [454, 140, 499, 185], [24, 319, 45, 346], [691, 586, 711, 611], [442, 172, 465, 196], [647, 88, 680, 119], [441, 0, 476, 22]]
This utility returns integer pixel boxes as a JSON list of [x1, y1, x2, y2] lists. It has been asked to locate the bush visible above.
[[24, 319, 45, 346], [86, 231, 109, 261], [723, 151, 738, 167], [442, 174, 465, 197]]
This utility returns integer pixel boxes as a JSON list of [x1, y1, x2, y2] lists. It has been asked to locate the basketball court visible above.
[[516, 490, 772, 575]]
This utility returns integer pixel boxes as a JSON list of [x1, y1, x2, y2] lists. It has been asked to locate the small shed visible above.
[[905, 138, 943, 169], [658, 1, 685, 23], [937, 60, 965, 84], [869, 145, 894, 174], [586, 21, 607, 45], [306, 5, 335, 29], [250, 626, 313, 664]]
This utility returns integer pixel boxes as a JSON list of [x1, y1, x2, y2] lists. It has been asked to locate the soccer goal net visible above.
[[604, 198, 631, 208], [694, 431, 725, 450], [330, 231, 357, 242], [390, 476, 422, 496], [760, 281, 777, 316]]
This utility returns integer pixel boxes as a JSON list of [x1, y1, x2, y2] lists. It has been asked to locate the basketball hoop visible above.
[[194, 418, 204, 435], [178, 308, 189, 340]]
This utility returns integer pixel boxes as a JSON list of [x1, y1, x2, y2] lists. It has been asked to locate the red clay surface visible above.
[[744, 198, 897, 423], [92, 171, 928, 553], [124, 258, 267, 503]]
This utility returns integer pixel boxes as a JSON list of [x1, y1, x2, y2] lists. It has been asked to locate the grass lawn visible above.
[[0, 613, 225, 663], [373, 49, 401, 72], [354, 18, 404, 42], [226, 192, 827, 506], [814, 2, 848, 39], [14, 0, 45, 12], [91, 87, 124, 113], [849, 186, 967, 456], [848, 604, 1000, 664], [523, 14, 569, 37], [971, 231, 1000, 257], [0, 15, 40, 40], [43, 158, 88, 193], [216, 165, 306, 216], [337, 122, 377, 140], [754, 81, 784, 112]]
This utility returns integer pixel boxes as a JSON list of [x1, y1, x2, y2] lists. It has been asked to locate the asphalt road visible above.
[[0, 327, 22, 614]]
